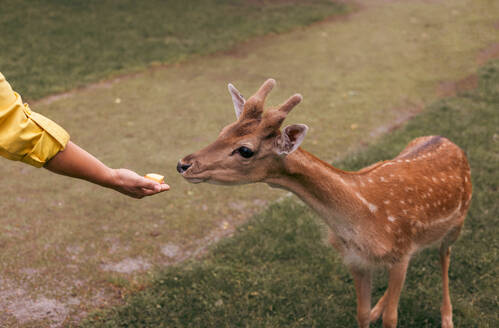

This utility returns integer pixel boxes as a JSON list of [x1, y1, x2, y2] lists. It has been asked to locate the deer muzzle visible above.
[[176, 161, 192, 174]]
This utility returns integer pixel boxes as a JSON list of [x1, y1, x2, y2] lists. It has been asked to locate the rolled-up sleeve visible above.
[[0, 72, 70, 167]]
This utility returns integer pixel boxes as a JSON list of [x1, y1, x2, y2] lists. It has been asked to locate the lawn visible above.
[[82, 59, 499, 327], [0, 0, 348, 100]]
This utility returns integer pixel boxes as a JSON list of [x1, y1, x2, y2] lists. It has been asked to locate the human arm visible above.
[[1, 72, 169, 198], [44, 141, 169, 198]]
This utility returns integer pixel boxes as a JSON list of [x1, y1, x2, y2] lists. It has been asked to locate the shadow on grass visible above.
[[82, 61, 499, 327]]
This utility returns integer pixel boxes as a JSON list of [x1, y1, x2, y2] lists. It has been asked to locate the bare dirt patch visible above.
[[161, 244, 181, 258], [476, 43, 499, 66], [369, 103, 423, 138], [101, 258, 151, 274], [0, 278, 69, 327], [436, 74, 479, 98], [9, 297, 68, 327]]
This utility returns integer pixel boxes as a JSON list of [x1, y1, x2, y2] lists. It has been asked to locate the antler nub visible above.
[[279, 93, 303, 114], [254, 78, 276, 101], [240, 78, 276, 121], [235, 79, 303, 132]]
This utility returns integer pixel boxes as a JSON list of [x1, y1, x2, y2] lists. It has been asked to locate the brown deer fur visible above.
[[177, 79, 472, 328]]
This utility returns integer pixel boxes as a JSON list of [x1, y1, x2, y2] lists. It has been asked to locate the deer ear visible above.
[[276, 124, 308, 155], [228, 83, 245, 119]]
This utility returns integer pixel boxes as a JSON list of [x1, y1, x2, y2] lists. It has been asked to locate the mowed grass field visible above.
[[1, 0, 498, 326], [83, 59, 499, 328], [0, 0, 348, 100]]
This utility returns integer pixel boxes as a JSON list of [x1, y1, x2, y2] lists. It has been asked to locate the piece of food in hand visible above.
[[145, 173, 165, 184]]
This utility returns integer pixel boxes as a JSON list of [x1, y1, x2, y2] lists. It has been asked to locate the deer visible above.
[[177, 79, 472, 328]]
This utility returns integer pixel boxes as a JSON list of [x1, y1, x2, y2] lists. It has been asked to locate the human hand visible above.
[[111, 168, 170, 198]]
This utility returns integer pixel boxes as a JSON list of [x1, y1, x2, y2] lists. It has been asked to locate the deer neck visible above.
[[265, 148, 360, 224]]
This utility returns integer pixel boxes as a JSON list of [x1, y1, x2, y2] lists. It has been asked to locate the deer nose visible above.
[[177, 161, 192, 173]]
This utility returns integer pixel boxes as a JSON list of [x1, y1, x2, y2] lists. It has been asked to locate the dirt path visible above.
[[1, 0, 498, 326]]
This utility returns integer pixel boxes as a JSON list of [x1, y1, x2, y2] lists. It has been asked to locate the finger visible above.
[[139, 176, 161, 190], [153, 183, 170, 192], [142, 178, 170, 192], [153, 184, 170, 193], [139, 186, 167, 196]]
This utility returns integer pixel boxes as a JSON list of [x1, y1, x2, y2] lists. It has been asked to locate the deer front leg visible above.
[[350, 267, 373, 328], [382, 257, 410, 328]]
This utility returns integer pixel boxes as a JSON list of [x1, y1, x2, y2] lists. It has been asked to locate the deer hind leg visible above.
[[382, 257, 410, 328], [350, 267, 373, 328], [439, 224, 463, 328], [370, 289, 388, 322]]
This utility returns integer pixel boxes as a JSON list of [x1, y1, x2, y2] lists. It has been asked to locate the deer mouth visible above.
[[184, 176, 207, 184], [177, 160, 206, 183], [180, 169, 209, 183], [179, 168, 208, 183]]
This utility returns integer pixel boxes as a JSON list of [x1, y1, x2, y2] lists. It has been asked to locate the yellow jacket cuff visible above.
[[0, 73, 70, 167]]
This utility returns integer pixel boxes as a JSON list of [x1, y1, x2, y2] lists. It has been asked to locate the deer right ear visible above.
[[275, 124, 309, 155], [228, 83, 246, 119]]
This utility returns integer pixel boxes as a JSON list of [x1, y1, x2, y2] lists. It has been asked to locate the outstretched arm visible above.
[[45, 141, 169, 198]]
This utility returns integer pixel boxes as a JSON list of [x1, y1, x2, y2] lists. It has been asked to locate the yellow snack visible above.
[[145, 173, 165, 183]]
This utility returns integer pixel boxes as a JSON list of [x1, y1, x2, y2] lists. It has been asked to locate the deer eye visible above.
[[237, 146, 254, 158]]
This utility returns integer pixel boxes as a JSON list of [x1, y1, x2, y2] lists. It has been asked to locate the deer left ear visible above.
[[276, 124, 309, 155], [228, 83, 246, 119]]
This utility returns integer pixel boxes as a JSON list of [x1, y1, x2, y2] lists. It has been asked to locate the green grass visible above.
[[81, 60, 499, 327], [0, 0, 348, 100]]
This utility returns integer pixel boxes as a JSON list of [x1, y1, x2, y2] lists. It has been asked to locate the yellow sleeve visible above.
[[0, 72, 70, 168]]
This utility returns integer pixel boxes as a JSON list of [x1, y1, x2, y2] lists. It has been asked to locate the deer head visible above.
[[177, 79, 308, 185]]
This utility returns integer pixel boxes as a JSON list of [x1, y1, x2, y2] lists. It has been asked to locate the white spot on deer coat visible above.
[[355, 192, 378, 213], [337, 177, 348, 186]]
